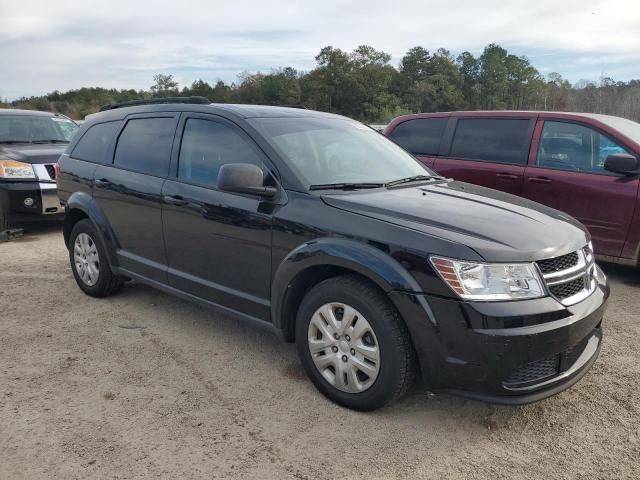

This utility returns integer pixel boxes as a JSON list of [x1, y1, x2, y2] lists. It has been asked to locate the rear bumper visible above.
[[0, 181, 64, 217], [391, 265, 609, 403]]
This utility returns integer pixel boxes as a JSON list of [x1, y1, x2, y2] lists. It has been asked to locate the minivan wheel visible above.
[[68, 219, 123, 297], [296, 275, 416, 411]]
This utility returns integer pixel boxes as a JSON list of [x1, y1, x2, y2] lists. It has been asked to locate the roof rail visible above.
[[99, 96, 211, 112], [281, 104, 308, 109]]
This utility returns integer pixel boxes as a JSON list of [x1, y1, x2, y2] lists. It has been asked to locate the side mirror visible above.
[[604, 154, 640, 175], [217, 163, 277, 197]]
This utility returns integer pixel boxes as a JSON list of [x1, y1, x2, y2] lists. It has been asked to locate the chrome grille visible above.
[[537, 252, 579, 274], [45, 164, 56, 180], [536, 245, 596, 306], [548, 277, 586, 299]]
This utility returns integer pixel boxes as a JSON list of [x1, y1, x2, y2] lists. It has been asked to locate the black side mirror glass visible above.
[[604, 154, 639, 175]]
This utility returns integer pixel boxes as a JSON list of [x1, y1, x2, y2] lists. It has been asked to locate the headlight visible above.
[[0, 160, 36, 179], [430, 256, 545, 301]]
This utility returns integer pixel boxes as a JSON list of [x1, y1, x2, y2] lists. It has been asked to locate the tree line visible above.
[[3, 43, 640, 123]]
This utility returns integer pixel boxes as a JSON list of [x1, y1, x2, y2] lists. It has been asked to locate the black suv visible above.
[[57, 98, 609, 411]]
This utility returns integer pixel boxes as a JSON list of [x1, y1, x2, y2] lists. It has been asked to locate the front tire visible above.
[[68, 219, 123, 297], [296, 275, 416, 411]]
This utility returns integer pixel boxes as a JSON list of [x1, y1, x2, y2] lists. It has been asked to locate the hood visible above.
[[321, 180, 589, 262], [0, 144, 67, 164]]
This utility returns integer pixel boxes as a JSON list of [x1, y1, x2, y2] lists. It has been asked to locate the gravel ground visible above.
[[1, 224, 639, 479]]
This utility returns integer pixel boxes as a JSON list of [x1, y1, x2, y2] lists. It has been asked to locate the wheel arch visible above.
[[271, 238, 426, 342], [63, 191, 119, 269]]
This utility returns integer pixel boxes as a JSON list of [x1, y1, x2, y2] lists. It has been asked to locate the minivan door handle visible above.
[[163, 195, 188, 206], [496, 173, 519, 180], [94, 178, 111, 188], [528, 177, 553, 184]]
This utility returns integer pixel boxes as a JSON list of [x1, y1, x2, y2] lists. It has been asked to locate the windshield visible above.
[[249, 117, 432, 187], [0, 115, 78, 143], [594, 115, 640, 146]]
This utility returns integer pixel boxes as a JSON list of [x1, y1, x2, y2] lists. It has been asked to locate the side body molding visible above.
[[271, 237, 436, 335], [64, 191, 120, 269]]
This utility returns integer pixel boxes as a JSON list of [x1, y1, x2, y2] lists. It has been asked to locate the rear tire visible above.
[[68, 219, 123, 297], [296, 274, 416, 411]]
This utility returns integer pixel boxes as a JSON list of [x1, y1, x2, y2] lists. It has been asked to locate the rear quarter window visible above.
[[389, 118, 447, 155], [70, 121, 120, 163], [113, 117, 175, 177], [450, 118, 531, 164]]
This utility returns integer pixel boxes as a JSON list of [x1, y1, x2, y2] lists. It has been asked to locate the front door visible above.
[[161, 114, 276, 322], [523, 119, 639, 258]]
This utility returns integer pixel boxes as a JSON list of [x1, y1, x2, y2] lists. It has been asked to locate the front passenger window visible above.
[[538, 121, 630, 174], [178, 118, 263, 187]]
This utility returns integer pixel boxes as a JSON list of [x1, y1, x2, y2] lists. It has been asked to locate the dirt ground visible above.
[[1, 224, 639, 479]]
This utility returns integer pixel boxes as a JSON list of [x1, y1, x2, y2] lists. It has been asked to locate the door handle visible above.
[[528, 177, 552, 184], [163, 195, 188, 206], [496, 173, 519, 180], [94, 178, 111, 187]]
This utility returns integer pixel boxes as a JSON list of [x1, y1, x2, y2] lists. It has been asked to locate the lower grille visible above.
[[504, 355, 559, 386], [503, 335, 592, 389]]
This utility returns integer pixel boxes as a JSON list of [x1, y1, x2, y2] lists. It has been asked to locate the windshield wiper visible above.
[[0, 140, 68, 144], [384, 174, 445, 188], [309, 182, 384, 191]]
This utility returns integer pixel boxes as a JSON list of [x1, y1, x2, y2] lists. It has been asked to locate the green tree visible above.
[[397, 47, 463, 112], [456, 51, 480, 109], [150, 74, 179, 97]]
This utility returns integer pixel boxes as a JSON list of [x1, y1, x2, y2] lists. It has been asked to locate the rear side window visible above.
[[71, 121, 120, 163], [114, 117, 175, 177], [178, 118, 263, 187], [389, 118, 447, 155], [450, 119, 531, 164]]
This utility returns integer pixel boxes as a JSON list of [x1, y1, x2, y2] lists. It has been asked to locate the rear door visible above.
[[386, 117, 448, 168], [523, 119, 639, 258], [433, 117, 534, 196], [92, 113, 178, 282]]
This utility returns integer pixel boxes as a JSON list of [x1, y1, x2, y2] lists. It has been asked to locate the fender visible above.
[[271, 237, 436, 334], [64, 191, 120, 270]]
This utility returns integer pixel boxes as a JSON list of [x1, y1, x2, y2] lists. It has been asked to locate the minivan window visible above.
[[537, 121, 630, 174], [71, 121, 120, 163], [113, 117, 175, 176], [178, 118, 263, 187], [388, 118, 447, 155], [450, 118, 531, 164]]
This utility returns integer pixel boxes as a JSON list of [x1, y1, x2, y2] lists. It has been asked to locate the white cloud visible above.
[[1, 0, 639, 99]]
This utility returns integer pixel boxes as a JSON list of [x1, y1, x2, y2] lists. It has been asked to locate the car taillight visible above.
[[54, 160, 61, 179]]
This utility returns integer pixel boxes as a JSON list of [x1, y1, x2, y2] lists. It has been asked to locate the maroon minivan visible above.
[[384, 111, 640, 265]]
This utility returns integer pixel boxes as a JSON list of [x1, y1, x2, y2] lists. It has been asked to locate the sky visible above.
[[1, 0, 640, 100]]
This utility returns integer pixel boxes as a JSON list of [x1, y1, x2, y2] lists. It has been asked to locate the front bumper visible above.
[[391, 265, 609, 404], [0, 181, 64, 217]]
